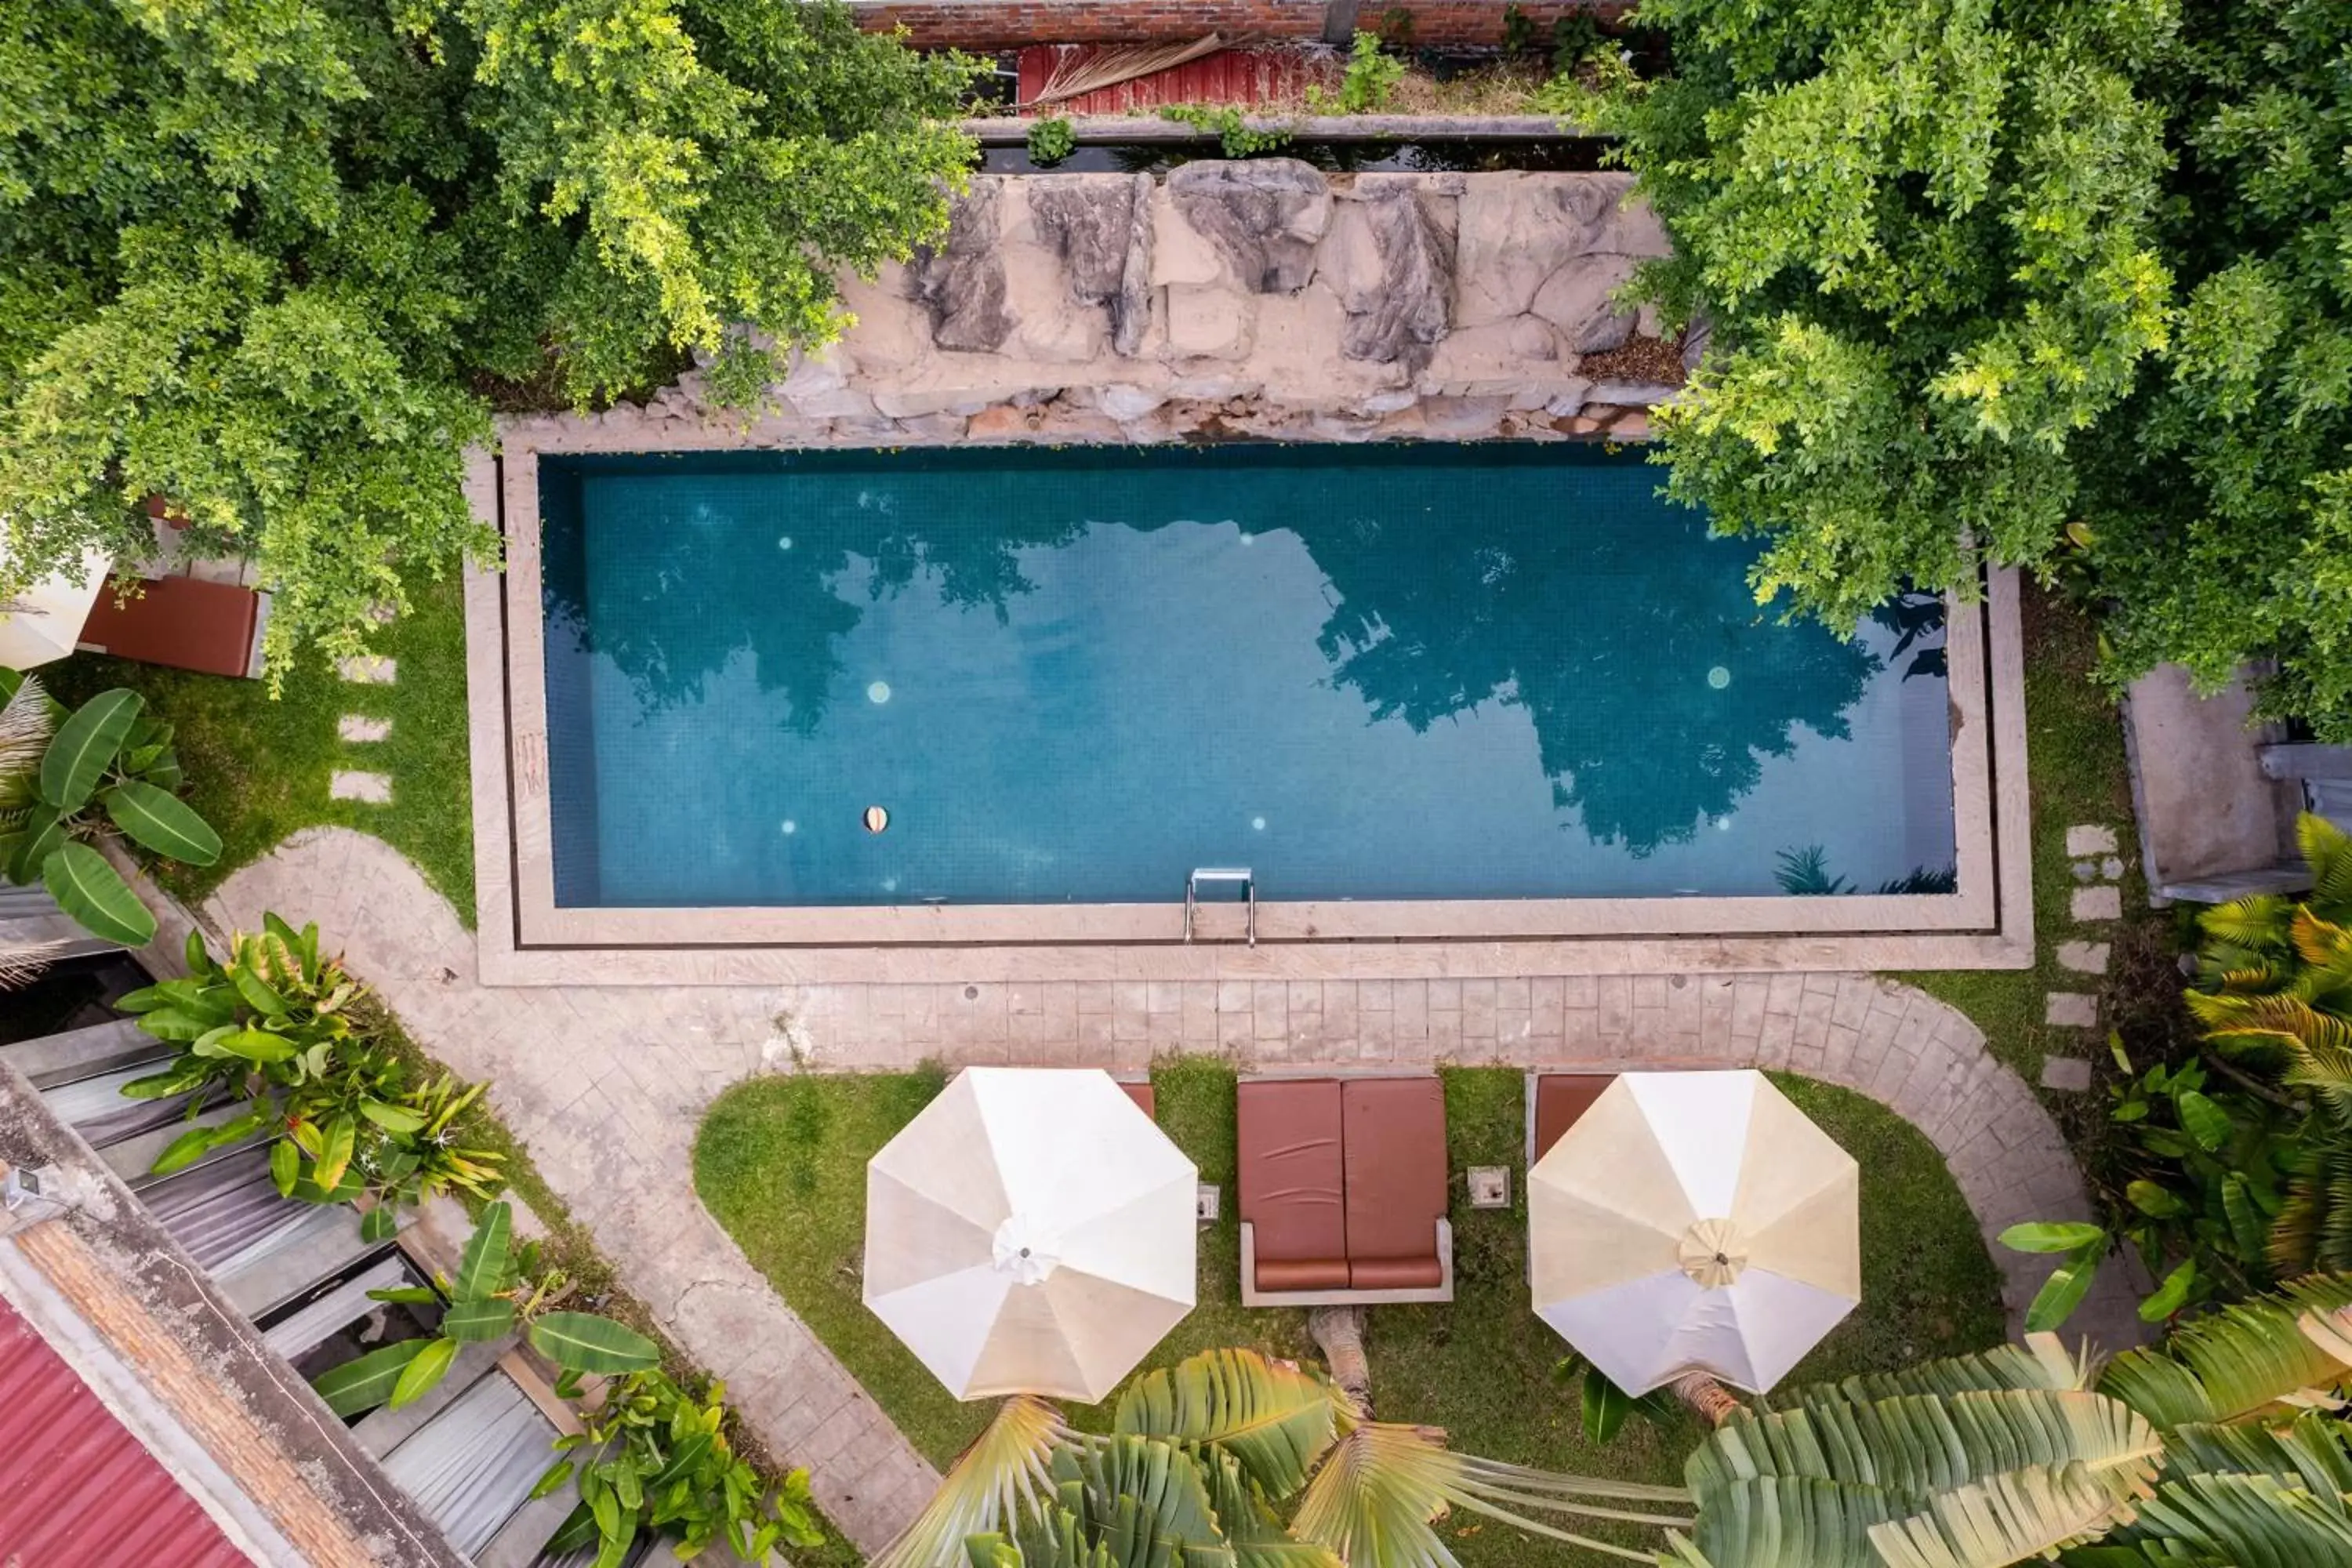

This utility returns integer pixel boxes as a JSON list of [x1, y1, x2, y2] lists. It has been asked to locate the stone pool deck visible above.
[[187, 828, 2142, 1555]]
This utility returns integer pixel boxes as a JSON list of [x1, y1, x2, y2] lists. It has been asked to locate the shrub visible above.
[[1026, 116, 1076, 167]]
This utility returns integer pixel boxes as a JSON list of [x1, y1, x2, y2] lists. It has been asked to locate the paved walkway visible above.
[[207, 829, 2141, 1553]]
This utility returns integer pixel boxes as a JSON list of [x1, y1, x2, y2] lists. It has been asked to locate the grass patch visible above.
[[695, 1059, 2002, 1566], [43, 570, 476, 922], [1896, 586, 2183, 1092]]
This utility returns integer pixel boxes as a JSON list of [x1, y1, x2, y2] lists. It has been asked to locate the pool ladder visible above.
[[1184, 867, 1256, 946]]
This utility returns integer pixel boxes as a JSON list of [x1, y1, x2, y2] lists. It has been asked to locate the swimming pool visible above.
[[533, 445, 1962, 919]]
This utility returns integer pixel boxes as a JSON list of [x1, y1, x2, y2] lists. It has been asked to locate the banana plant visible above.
[[872, 1346, 1694, 1568], [117, 915, 501, 1232], [311, 1201, 660, 1417], [0, 673, 218, 946], [532, 1367, 826, 1568]]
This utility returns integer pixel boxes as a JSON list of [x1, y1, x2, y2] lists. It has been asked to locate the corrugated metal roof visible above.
[[0, 1291, 249, 1567], [1018, 45, 1340, 115]]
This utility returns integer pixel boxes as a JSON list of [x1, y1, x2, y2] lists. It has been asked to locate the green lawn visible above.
[[42, 570, 476, 924], [694, 1059, 2003, 1567], [1896, 586, 2180, 1091]]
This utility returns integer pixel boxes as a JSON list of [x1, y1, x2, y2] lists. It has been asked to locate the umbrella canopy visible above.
[[1529, 1069, 1859, 1396], [865, 1067, 1197, 1402], [0, 547, 111, 670]]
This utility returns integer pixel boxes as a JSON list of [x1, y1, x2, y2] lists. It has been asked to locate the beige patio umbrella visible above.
[[1529, 1069, 1859, 1396], [864, 1067, 1196, 1401], [0, 545, 111, 669]]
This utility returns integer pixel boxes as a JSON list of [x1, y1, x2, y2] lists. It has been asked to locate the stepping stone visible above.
[[367, 601, 398, 626], [339, 715, 392, 742], [330, 770, 392, 804], [2067, 825, 2119, 857], [2045, 992, 2098, 1028], [2041, 1055, 2094, 1093], [2072, 885, 2122, 921], [2073, 861, 2097, 882], [2101, 856, 2125, 881], [337, 655, 396, 684], [2056, 941, 2111, 975]]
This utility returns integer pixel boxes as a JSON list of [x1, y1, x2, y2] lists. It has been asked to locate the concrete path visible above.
[[207, 828, 2142, 1552]]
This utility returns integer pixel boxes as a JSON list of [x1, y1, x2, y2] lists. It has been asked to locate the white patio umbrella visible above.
[[1529, 1069, 1859, 1396], [864, 1067, 1196, 1402], [0, 544, 111, 669]]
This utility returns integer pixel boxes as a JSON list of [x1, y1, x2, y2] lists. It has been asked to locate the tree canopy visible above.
[[0, 0, 975, 677], [1573, 0, 2352, 736]]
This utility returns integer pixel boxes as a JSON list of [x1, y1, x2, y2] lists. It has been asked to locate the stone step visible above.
[[1, 1018, 165, 1088], [336, 655, 396, 684], [331, 770, 392, 804], [338, 714, 391, 742]]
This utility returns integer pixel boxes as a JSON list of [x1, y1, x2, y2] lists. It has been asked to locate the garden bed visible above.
[[694, 1058, 2002, 1567]]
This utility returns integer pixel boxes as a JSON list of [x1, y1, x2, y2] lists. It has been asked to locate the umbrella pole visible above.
[[1668, 1371, 1741, 1428]]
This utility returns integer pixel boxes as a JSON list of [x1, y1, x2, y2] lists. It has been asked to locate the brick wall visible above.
[[853, 0, 1625, 51]]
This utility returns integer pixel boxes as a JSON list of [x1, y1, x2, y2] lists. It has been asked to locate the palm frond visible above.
[[1773, 1332, 2094, 1410], [1866, 1459, 2158, 1568], [2200, 894, 2297, 956], [2292, 907, 2352, 972], [2132, 1469, 2352, 1565], [1199, 1449, 1343, 1568], [874, 1396, 1068, 1568], [1076, 1435, 1234, 1568], [2160, 1414, 2352, 1494], [2301, 812, 2352, 920], [1290, 1421, 1686, 1568], [2270, 1127, 2352, 1276], [2104, 1276, 2352, 1428], [0, 673, 52, 811], [1115, 1349, 1344, 1500]]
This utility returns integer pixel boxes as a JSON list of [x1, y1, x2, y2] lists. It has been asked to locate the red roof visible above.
[[0, 1292, 249, 1567], [1017, 45, 1341, 115]]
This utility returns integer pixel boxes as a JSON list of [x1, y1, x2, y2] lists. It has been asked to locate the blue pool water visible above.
[[540, 445, 1957, 908]]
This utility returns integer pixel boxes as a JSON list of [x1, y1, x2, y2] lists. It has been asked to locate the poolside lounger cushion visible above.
[[1532, 1074, 1617, 1163], [1237, 1079, 1347, 1286], [1340, 1077, 1447, 1289], [78, 574, 263, 681], [1118, 1080, 1158, 1120]]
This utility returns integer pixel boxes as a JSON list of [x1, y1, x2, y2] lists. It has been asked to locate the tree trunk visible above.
[[1308, 1305, 1373, 1417], [1670, 1371, 1741, 1428]]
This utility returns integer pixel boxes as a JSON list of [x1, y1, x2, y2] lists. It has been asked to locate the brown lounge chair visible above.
[[1526, 1072, 1617, 1166], [1236, 1074, 1452, 1306]]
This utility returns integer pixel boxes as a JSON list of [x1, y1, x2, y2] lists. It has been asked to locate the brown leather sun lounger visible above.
[[1116, 1079, 1158, 1120], [1528, 1073, 1617, 1165], [1238, 1075, 1452, 1305], [78, 575, 266, 680]]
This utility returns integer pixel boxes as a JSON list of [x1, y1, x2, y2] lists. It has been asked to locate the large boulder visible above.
[[1454, 172, 1671, 328], [1167, 160, 1332, 294], [910, 183, 1012, 354], [1324, 183, 1454, 371], [1026, 172, 1154, 357]]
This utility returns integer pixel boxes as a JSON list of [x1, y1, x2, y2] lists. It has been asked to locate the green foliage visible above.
[[114, 916, 503, 1218], [1157, 106, 1294, 159], [1027, 117, 1076, 168], [1312, 32, 1404, 116], [0, 677, 216, 945], [0, 0, 979, 677], [1580, 0, 2352, 736], [540, 1368, 825, 1566], [314, 1199, 660, 1417]]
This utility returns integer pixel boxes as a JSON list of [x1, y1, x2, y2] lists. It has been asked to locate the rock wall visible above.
[[590, 165, 1690, 452]]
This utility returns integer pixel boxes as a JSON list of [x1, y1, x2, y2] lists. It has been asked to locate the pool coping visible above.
[[464, 435, 2033, 985]]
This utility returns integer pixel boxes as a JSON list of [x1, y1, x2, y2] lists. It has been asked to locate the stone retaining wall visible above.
[[539, 165, 1690, 455]]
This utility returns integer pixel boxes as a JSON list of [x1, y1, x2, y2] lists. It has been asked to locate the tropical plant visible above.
[[0, 674, 217, 946], [313, 1201, 660, 1417], [873, 1347, 1693, 1568], [1157, 105, 1294, 158], [1552, 1350, 1679, 1445], [0, 0, 979, 677], [115, 917, 502, 1229], [1027, 117, 1076, 167], [1548, 0, 2352, 739], [1330, 31, 1405, 115], [534, 1366, 824, 1568]]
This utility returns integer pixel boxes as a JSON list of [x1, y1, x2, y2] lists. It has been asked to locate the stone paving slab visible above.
[[2067, 825, 2120, 857], [2072, 885, 2123, 921], [2045, 992, 2099, 1029], [339, 715, 392, 742], [328, 771, 391, 804], [2056, 942, 2111, 975], [205, 829, 2149, 1550], [336, 655, 396, 684]]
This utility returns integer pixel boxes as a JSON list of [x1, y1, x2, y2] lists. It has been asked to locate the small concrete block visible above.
[[2066, 825, 2119, 857], [1196, 1183, 1221, 1225], [329, 770, 392, 804], [338, 714, 391, 742], [1467, 1166, 1512, 1210], [2101, 856, 2125, 881], [336, 655, 396, 684], [2040, 1055, 2094, 1093], [2045, 992, 2098, 1029], [2071, 885, 2122, 921], [2073, 861, 2097, 882], [2056, 941, 2111, 975]]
